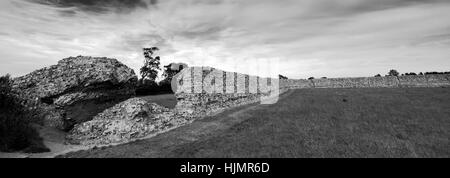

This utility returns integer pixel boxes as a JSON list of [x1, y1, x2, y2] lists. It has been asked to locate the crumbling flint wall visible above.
[[282, 75, 450, 89], [173, 67, 288, 119], [175, 67, 450, 118], [66, 66, 450, 146]]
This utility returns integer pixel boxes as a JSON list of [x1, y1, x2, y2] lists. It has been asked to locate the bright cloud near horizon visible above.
[[1, 0, 450, 79]]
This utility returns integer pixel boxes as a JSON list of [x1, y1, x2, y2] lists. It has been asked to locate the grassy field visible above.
[[60, 88, 450, 158]]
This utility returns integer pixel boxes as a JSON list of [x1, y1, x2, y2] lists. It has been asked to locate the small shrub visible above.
[[404, 72, 417, 76], [388, 69, 399, 76]]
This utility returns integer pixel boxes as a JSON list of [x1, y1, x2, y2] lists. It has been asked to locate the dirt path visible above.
[[0, 125, 84, 158]]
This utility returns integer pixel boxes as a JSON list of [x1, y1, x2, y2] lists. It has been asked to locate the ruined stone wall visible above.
[[174, 67, 449, 119], [280, 79, 312, 89], [68, 67, 450, 146], [282, 74, 450, 89], [173, 67, 285, 119]]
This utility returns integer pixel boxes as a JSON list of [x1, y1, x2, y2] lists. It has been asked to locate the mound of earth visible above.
[[12, 56, 138, 130], [67, 98, 187, 146]]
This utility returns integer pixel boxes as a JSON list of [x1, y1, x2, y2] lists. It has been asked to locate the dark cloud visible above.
[[0, 32, 9, 36], [58, 9, 77, 16], [119, 33, 167, 51], [29, 0, 152, 14], [179, 26, 225, 40]]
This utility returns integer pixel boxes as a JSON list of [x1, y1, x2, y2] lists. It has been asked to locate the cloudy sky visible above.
[[1, 0, 449, 79]]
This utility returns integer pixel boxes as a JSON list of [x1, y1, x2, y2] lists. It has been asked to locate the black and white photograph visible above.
[[0, 0, 449, 168]]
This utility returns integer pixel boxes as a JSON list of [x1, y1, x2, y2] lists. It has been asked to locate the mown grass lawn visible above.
[[60, 88, 450, 158]]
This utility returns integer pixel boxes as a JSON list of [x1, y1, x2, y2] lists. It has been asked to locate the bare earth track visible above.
[[59, 88, 450, 158]]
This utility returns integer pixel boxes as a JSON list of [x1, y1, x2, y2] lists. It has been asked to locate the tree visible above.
[[140, 47, 161, 82], [374, 74, 381, 77], [419, 72, 424, 75], [388, 69, 399, 76], [308, 77, 315, 80]]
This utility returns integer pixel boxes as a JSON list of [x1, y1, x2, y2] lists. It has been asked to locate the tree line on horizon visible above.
[[374, 69, 450, 77], [305, 69, 450, 80]]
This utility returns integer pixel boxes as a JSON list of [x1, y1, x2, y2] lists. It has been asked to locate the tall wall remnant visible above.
[[172, 67, 283, 119]]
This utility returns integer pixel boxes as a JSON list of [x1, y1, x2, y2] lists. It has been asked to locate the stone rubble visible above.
[[12, 56, 138, 130], [67, 98, 188, 146]]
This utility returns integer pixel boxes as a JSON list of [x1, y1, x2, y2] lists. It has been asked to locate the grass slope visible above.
[[139, 94, 177, 109], [60, 88, 450, 158]]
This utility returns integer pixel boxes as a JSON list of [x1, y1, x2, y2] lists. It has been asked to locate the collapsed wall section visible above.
[[12, 56, 138, 130]]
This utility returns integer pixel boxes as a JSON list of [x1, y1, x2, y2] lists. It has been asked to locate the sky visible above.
[[0, 0, 449, 79]]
